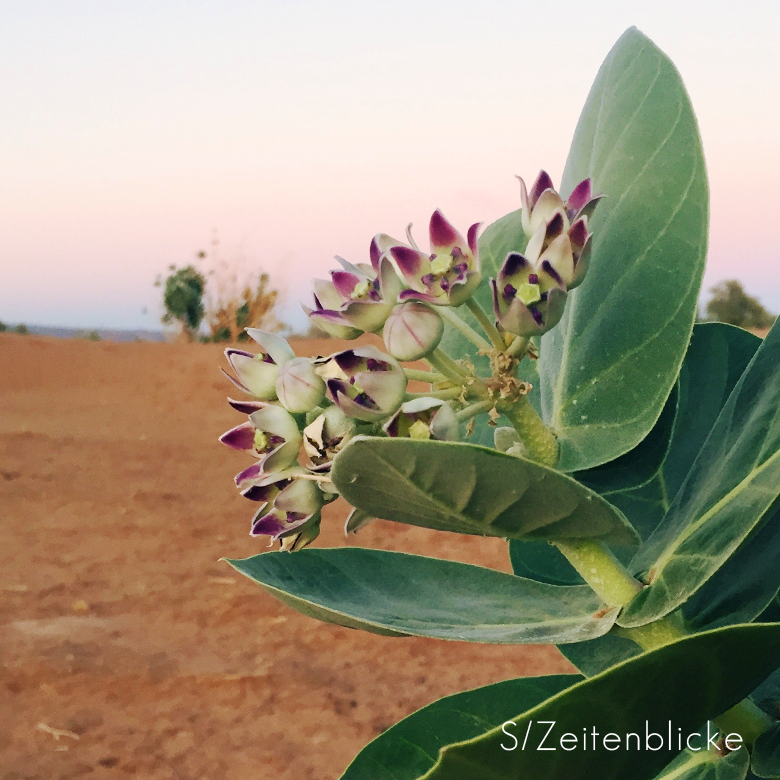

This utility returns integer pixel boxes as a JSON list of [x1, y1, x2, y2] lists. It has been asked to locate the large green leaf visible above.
[[418, 623, 780, 780], [226, 548, 619, 644], [538, 27, 708, 471], [331, 437, 638, 545], [607, 324, 760, 542], [340, 675, 579, 780], [621, 320, 780, 627], [752, 722, 780, 779], [573, 381, 679, 495]]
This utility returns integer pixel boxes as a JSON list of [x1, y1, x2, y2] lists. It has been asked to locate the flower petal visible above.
[[566, 178, 592, 216], [429, 209, 465, 254], [308, 310, 362, 339], [227, 398, 267, 415], [245, 330, 295, 366], [538, 233, 574, 288], [312, 278, 345, 310], [529, 170, 554, 209], [219, 421, 257, 452], [248, 404, 302, 443], [467, 222, 481, 255]]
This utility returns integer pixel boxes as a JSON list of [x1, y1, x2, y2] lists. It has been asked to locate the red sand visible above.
[[0, 333, 571, 779]]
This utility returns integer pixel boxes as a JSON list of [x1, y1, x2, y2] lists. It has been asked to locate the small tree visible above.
[[156, 264, 206, 340], [705, 279, 776, 329]]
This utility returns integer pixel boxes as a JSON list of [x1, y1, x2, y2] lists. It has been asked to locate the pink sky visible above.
[[1, 2, 778, 330]]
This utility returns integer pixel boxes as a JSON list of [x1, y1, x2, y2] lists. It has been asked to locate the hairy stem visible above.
[[465, 297, 505, 350], [404, 368, 446, 384], [437, 306, 493, 352], [503, 396, 558, 467]]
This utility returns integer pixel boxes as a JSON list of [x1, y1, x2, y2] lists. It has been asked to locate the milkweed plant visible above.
[[217, 28, 780, 780]]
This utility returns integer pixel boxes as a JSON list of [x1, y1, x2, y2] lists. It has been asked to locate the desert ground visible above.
[[0, 332, 571, 780]]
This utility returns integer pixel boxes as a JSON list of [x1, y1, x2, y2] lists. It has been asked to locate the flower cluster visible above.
[[220, 174, 600, 549]]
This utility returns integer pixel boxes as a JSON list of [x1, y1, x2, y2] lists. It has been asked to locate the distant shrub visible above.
[[705, 280, 776, 329], [86, 330, 101, 341], [0, 321, 6, 332], [14, 324, 28, 335], [155, 264, 206, 341]]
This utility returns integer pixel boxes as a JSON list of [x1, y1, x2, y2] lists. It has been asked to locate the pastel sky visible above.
[[1, 1, 778, 330]]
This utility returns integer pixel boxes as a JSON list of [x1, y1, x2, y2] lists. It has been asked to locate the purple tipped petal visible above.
[[219, 422, 256, 451], [221, 367, 250, 394], [333, 349, 363, 373], [331, 271, 361, 299], [545, 212, 564, 240], [568, 218, 589, 251], [429, 209, 460, 249], [369, 237, 382, 270], [398, 288, 441, 304], [499, 252, 530, 283], [235, 461, 263, 487], [467, 223, 481, 255], [228, 398, 267, 415], [540, 260, 565, 288], [567, 178, 592, 216], [529, 170, 554, 209], [242, 483, 280, 502], [390, 245, 425, 277], [577, 193, 605, 222]]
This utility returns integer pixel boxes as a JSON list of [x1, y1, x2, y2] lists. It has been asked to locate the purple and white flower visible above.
[[375, 210, 481, 307], [302, 406, 354, 473], [383, 397, 459, 441], [317, 345, 406, 422], [219, 402, 302, 481], [248, 474, 324, 543], [305, 254, 404, 339], [222, 330, 295, 400]]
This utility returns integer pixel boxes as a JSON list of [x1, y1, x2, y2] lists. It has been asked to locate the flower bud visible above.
[[383, 398, 459, 441], [280, 516, 321, 551], [276, 357, 326, 413], [383, 302, 444, 362], [317, 345, 406, 422]]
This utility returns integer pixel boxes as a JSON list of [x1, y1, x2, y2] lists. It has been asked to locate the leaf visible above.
[[557, 634, 642, 678], [605, 323, 760, 544], [538, 27, 708, 471], [621, 319, 780, 627], [508, 539, 583, 586], [751, 722, 780, 779], [751, 666, 780, 719], [226, 548, 619, 644], [654, 740, 750, 779], [573, 382, 679, 494], [418, 623, 780, 780], [331, 437, 639, 545], [340, 675, 580, 780]]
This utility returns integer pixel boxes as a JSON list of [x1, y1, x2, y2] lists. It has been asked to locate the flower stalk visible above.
[[464, 297, 505, 351], [503, 395, 558, 467], [437, 306, 493, 352]]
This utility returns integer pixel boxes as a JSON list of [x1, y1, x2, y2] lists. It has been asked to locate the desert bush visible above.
[[706, 279, 776, 329], [156, 264, 206, 340]]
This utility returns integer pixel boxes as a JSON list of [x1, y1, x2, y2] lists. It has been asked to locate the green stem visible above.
[[554, 540, 642, 608], [465, 298, 505, 351], [437, 306, 493, 352], [405, 387, 462, 401], [456, 400, 494, 421], [426, 348, 468, 384], [506, 335, 530, 358], [503, 395, 558, 467], [404, 368, 446, 384], [555, 539, 773, 749]]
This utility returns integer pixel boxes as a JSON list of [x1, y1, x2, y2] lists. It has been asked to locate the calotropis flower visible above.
[[383, 398, 459, 441], [375, 210, 481, 307], [222, 330, 296, 400], [248, 474, 324, 544], [302, 406, 354, 473], [276, 357, 326, 414], [219, 402, 303, 486], [316, 345, 406, 422], [304, 255, 404, 339], [519, 171, 600, 292]]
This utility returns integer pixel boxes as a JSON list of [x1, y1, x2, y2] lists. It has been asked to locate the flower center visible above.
[[351, 279, 371, 300], [517, 282, 542, 306], [408, 420, 431, 440]]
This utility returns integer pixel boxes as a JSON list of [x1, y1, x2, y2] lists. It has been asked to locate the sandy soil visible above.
[[0, 333, 571, 779]]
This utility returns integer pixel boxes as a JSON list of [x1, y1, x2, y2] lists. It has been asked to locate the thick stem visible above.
[[405, 387, 463, 401], [716, 699, 774, 748], [504, 395, 558, 467], [404, 368, 446, 384], [554, 540, 641, 608], [506, 335, 530, 358], [465, 298, 505, 350], [456, 400, 494, 421], [437, 306, 493, 352], [426, 349, 468, 384]]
